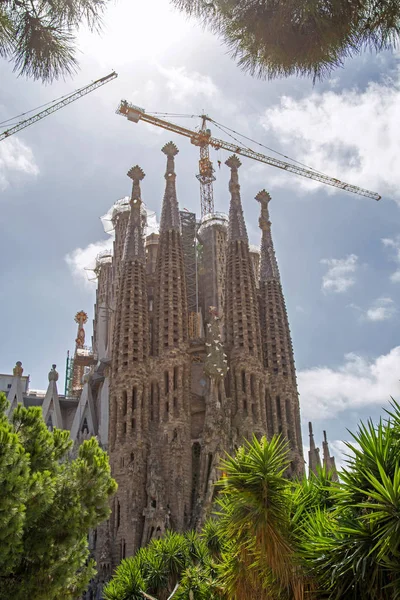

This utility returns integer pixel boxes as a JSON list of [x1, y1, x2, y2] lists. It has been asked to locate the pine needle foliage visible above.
[[171, 0, 400, 80], [0, 0, 109, 82], [0, 392, 117, 600]]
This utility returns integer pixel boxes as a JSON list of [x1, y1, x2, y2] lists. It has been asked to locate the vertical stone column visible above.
[[108, 165, 150, 562], [144, 142, 192, 538], [256, 190, 304, 474], [224, 156, 266, 443]]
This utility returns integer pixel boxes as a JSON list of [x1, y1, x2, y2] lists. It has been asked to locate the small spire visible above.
[[308, 421, 321, 476], [256, 190, 280, 281], [13, 361, 23, 377], [48, 364, 59, 382], [322, 430, 339, 481], [322, 430, 330, 464], [123, 165, 146, 262], [226, 155, 248, 243], [160, 142, 181, 232], [309, 421, 315, 449]]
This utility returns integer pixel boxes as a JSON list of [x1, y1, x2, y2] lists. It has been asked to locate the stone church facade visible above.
[[2, 140, 304, 592], [92, 141, 304, 577]]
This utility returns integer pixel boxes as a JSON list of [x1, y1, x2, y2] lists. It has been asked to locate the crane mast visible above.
[[117, 100, 381, 208], [0, 71, 118, 142], [196, 116, 216, 216]]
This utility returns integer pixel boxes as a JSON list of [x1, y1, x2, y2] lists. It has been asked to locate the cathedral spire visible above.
[[308, 421, 321, 476], [42, 365, 63, 430], [160, 142, 180, 233], [123, 165, 146, 262], [226, 155, 248, 243], [256, 190, 280, 281]]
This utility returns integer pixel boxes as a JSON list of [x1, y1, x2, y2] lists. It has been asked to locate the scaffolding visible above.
[[180, 211, 197, 314]]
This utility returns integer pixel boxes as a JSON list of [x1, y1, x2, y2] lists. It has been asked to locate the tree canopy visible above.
[[0, 0, 109, 82], [105, 398, 400, 599], [0, 392, 117, 600], [172, 0, 400, 80]]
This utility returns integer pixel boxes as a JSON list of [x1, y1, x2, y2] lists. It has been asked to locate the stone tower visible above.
[[92, 144, 304, 577], [143, 142, 192, 540], [224, 156, 267, 443], [257, 189, 303, 471], [109, 165, 150, 560]]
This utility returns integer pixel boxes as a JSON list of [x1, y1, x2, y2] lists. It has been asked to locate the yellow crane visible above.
[[117, 100, 381, 217]]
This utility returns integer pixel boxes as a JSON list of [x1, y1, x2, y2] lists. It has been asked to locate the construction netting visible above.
[[85, 197, 160, 279], [100, 196, 159, 237]]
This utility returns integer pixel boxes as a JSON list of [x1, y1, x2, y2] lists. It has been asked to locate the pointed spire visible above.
[[123, 165, 146, 262], [42, 364, 63, 429], [70, 371, 98, 442], [7, 361, 25, 417], [160, 142, 180, 233], [226, 155, 248, 243], [256, 190, 280, 281], [322, 430, 339, 480], [308, 421, 321, 476]]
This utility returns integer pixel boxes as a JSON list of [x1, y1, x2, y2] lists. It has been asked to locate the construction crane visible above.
[[117, 100, 381, 217], [0, 71, 118, 142]]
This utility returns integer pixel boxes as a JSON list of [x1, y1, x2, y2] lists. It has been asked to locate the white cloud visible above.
[[366, 297, 396, 321], [260, 74, 400, 200], [382, 236, 400, 282], [65, 202, 158, 288], [65, 239, 112, 288], [298, 346, 400, 421], [0, 137, 39, 190], [321, 254, 358, 293], [158, 65, 219, 103]]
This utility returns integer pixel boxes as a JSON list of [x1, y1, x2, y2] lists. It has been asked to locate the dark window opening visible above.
[[205, 453, 213, 493], [132, 386, 137, 410], [165, 371, 169, 394], [122, 390, 128, 416], [116, 501, 120, 529], [250, 374, 256, 398], [173, 366, 178, 390]]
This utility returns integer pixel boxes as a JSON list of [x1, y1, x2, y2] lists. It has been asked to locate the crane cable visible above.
[[0, 80, 111, 129], [145, 110, 331, 180], [208, 117, 331, 178]]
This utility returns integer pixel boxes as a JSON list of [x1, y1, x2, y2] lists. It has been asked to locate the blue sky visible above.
[[1, 0, 400, 467]]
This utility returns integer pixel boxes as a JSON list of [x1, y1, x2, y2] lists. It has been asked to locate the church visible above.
[[4, 140, 312, 587]]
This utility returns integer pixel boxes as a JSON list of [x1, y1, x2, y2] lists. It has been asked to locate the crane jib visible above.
[[117, 99, 381, 202], [0, 71, 118, 143]]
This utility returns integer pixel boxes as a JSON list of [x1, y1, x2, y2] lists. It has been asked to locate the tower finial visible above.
[[226, 155, 248, 243], [127, 165, 145, 207], [13, 361, 23, 377], [48, 364, 59, 382], [123, 164, 146, 262], [160, 142, 181, 232], [256, 190, 279, 281]]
